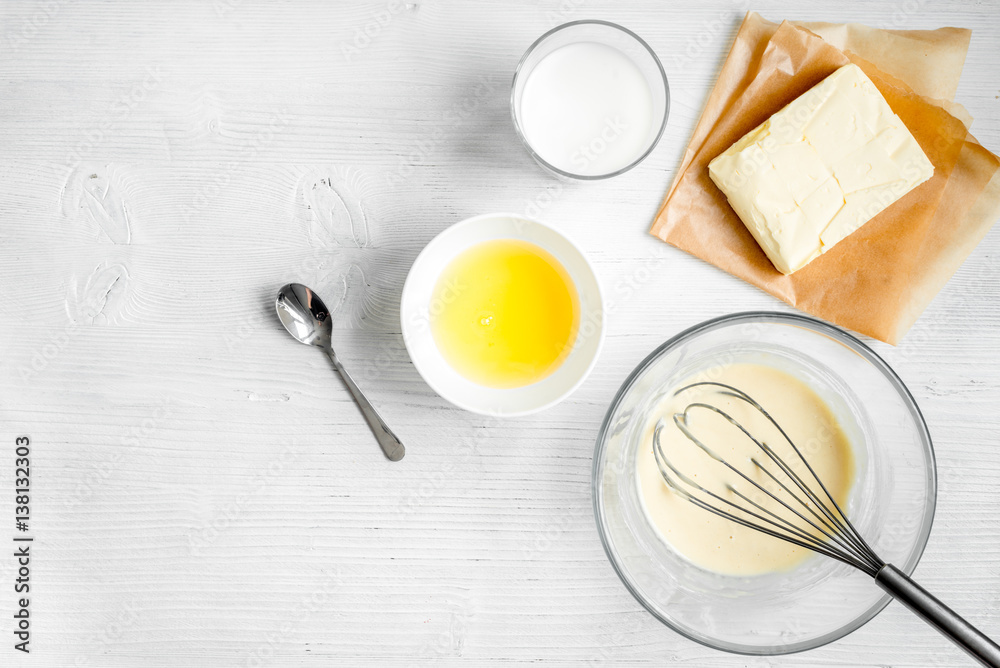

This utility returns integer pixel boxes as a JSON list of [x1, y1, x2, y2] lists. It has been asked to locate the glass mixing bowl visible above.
[[592, 312, 936, 655]]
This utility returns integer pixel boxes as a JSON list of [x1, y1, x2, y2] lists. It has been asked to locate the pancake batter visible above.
[[636, 363, 856, 576]]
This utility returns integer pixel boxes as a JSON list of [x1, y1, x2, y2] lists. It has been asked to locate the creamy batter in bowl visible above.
[[592, 312, 936, 655]]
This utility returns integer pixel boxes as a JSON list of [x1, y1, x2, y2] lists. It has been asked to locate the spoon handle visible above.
[[325, 348, 405, 461]]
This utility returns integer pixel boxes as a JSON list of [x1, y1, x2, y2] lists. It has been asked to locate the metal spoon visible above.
[[275, 283, 405, 461]]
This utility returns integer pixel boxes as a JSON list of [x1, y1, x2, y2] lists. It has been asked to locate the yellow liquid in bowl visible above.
[[430, 239, 579, 389]]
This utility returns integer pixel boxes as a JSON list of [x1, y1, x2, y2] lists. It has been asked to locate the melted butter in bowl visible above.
[[400, 213, 605, 416], [636, 363, 856, 576], [429, 238, 579, 389]]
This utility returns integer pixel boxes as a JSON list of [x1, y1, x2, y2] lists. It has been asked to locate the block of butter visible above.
[[708, 64, 934, 274]]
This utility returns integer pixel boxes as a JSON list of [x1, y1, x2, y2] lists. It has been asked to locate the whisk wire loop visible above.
[[653, 381, 886, 575], [670, 410, 870, 568], [714, 383, 881, 564], [677, 382, 881, 567], [652, 421, 880, 577]]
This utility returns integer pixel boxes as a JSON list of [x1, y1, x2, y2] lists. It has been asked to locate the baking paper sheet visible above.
[[650, 12, 999, 343]]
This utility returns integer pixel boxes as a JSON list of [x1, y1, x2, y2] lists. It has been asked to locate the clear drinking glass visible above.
[[592, 312, 937, 654], [511, 20, 670, 180]]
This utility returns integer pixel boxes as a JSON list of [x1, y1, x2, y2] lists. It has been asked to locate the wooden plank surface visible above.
[[0, 0, 999, 665]]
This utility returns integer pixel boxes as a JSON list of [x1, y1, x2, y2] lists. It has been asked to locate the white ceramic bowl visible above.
[[400, 213, 604, 416]]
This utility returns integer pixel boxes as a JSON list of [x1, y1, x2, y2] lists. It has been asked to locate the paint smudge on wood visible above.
[[297, 168, 373, 248], [66, 262, 132, 325], [62, 164, 133, 245]]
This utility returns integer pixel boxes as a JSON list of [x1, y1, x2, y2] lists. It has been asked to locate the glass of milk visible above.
[[511, 20, 669, 180]]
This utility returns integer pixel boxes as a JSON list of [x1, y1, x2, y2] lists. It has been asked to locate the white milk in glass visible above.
[[519, 42, 655, 176]]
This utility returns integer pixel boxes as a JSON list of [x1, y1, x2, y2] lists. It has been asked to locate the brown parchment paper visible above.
[[795, 21, 971, 102], [650, 13, 1000, 344]]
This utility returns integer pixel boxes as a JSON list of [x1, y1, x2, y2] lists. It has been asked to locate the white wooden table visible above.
[[1, 1, 998, 666]]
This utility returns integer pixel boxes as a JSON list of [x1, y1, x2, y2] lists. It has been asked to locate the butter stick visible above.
[[708, 64, 934, 275]]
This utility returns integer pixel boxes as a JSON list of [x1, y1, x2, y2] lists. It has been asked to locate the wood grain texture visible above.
[[0, 0, 998, 666]]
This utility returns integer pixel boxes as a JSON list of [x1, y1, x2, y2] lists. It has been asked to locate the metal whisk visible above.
[[653, 381, 1000, 668]]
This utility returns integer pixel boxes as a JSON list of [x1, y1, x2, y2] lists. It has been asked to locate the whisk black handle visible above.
[[875, 564, 1000, 667]]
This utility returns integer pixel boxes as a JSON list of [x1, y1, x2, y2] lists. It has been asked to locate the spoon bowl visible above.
[[276, 283, 332, 347]]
